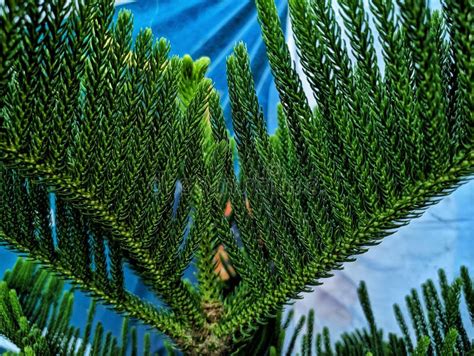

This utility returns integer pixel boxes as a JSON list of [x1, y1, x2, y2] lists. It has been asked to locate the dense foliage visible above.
[[0, 0, 472, 354], [0, 259, 147, 356], [1, 259, 473, 355], [236, 266, 474, 356]]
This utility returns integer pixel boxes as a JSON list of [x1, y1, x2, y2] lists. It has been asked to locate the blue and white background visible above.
[[1, 0, 473, 353]]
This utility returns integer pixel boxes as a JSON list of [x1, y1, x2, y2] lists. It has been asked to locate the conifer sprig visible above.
[[219, 0, 473, 341], [0, 0, 473, 352], [0, 258, 153, 355], [1, 0, 212, 344], [310, 266, 474, 355], [189, 266, 474, 355]]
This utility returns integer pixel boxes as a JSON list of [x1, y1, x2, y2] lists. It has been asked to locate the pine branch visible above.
[[0, 258, 154, 355], [0, 150, 204, 325], [0, 0, 211, 329], [217, 150, 473, 338], [286, 266, 474, 355], [0, 217, 186, 343], [1, 0, 472, 352], [213, 0, 473, 341], [0, 165, 188, 343]]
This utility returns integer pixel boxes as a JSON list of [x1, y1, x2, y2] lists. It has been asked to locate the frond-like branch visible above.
[[0, 0, 472, 352], [0, 258, 155, 355], [215, 0, 473, 341]]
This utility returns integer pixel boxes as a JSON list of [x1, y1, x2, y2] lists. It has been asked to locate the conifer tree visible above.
[[0, 0, 472, 354]]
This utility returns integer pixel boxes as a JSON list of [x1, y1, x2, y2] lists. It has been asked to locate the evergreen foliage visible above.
[[0, 0, 473, 353], [0, 259, 150, 355], [230, 266, 474, 356], [295, 266, 474, 356], [1, 260, 473, 355]]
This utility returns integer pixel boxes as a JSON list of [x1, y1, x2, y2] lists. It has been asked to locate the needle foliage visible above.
[[0, 0, 472, 354], [232, 266, 474, 356], [0, 258, 149, 356]]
